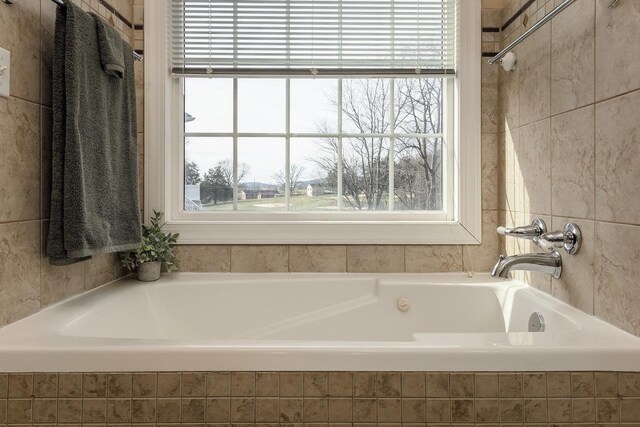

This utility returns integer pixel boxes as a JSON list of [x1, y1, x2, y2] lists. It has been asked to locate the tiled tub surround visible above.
[[1, 371, 640, 424], [497, 0, 640, 338], [1, 273, 639, 372], [0, 0, 138, 327]]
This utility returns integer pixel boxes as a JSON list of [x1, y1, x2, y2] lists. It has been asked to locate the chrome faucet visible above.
[[491, 251, 562, 279], [491, 219, 581, 280]]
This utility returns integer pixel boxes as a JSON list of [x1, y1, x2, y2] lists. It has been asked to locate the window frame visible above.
[[145, 0, 482, 245]]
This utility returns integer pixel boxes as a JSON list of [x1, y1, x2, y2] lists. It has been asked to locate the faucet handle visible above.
[[533, 223, 581, 255], [497, 218, 547, 239]]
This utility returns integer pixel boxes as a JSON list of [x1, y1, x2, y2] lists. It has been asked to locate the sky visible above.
[[184, 78, 338, 184]]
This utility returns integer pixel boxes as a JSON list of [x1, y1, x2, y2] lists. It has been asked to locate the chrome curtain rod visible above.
[[489, 0, 576, 65], [46, 0, 143, 61]]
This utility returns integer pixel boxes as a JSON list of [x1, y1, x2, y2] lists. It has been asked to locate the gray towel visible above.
[[91, 13, 125, 78], [48, 0, 141, 265]]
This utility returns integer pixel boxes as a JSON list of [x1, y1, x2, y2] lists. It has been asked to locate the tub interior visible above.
[[59, 277, 575, 341]]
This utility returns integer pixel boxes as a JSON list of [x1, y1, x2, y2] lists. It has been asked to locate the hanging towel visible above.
[[91, 13, 125, 78], [48, 0, 141, 265]]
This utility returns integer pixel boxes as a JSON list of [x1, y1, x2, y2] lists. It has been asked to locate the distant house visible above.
[[307, 184, 325, 197], [244, 189, 280, 199]]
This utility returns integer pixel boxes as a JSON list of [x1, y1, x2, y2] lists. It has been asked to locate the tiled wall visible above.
[[0, 0, 138, 327], [497, 0, 640, 337], [139, 1, 503, 279], [2, 371, 640, 424]]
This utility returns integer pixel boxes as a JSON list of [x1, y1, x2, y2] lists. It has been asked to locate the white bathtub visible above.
[[0, 272, 639, 372]]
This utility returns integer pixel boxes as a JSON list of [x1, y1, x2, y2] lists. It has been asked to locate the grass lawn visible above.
[[203, 195, 339, 211]]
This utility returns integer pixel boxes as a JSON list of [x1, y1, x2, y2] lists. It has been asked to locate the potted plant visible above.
[[120, 211, 179, 281]]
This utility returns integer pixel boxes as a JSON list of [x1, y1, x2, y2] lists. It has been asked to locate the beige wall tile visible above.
[[595, 221, 640, 336], [595, 89, 640, 224], [551, 106, 595, 219], [595, 0, 640, 100], [516, 119, 551, 214], [173, 245, 231, 272], [85, 253, 123, 290], [498, 56, 520, 133], [482, 61, 499, 134], [231, 245, 289, 272], [405, 245, 462, 273], [0, 220, 41, 326], [0, 0, 41, 103], [482, 134, 499, 210], [465, 210, 500, 272], [518, 23, 551, 126], [40, 220, 86, 307], [289, 245, 347, 272], [550, 0, 595, 115], [347, 245, 404, 273], [0, 97, 41, 222], [551, 217, 595, 314]]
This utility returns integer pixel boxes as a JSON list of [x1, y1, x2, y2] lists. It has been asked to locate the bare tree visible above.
[[272, 164, 305, 194], [218, 159, 250, 185], [313, 78, 443, 211]]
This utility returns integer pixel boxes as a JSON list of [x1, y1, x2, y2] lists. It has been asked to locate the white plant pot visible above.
[[137, 261, 161, 282]]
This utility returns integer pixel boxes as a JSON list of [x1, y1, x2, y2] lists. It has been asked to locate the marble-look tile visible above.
[[595, 0, 640, 101], [346, 245, 404, 273], [0, 221, 41, 326], [518, 22, 550, 126], [464, 210, 500, 273], [40, 220, 86, 307], [0, 0, 41, 103], [173, 245, 231, 272], [595, 89, 640, 224], [85, 253, 123, 290], [551, 105, 595, 219], [482, 61, 499, 134], [595, 221, 640, 336], [40, 107, 53, 219], [515, 119, 551, 215], [550, 0, 595, 115], [499, 129, 518, 212], [231, 245, 288, 272], [405, 245, 462, 273], [40, 0, 57, 107], [551, 217, 595, 315], [289, 245, 347, 272], [482, 134, 499, 211], [498, 51, 520, 133], [0, 97, 41, 222]]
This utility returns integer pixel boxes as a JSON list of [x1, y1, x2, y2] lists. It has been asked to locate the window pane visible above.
[[393, 137, 443, 211], [184, 79, 233, 133], [342, 137, 390, 210], [290, 79, 338, 133], [184, 137, 234, 211], [238, 79, 286, 133], [289, 138, 338, 211], [342, 79, 391, 134], [394, 78, 444, 134], [237, 138, 286, 211]]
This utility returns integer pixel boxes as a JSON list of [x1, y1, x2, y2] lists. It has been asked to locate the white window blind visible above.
[[170, 0, 457, 76]]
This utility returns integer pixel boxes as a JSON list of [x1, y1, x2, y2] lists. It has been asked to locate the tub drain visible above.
[[528, 312, 545, 332]]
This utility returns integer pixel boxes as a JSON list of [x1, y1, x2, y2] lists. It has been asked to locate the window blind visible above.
[[170, 0, 457, 76]]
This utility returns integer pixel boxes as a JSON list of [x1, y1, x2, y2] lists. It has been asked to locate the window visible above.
[[145, 0, 481, 244], [183, 76, 450, 213]]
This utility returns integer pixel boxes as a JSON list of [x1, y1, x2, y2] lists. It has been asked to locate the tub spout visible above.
[[491, 251, 562, 279]]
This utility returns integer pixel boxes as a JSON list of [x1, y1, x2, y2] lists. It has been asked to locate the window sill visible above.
[[164, 220, 481, 245]]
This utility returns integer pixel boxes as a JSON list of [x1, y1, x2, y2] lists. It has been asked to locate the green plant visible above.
[[120, 211, 180, 272]]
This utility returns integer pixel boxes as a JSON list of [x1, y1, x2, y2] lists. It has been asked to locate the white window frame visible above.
[[144, 0, 481, 245]]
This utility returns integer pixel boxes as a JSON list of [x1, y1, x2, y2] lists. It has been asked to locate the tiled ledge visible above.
[[1, 371, 639, 424]]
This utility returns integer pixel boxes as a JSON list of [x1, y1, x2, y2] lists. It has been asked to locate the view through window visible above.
[[183, 77, 448, 213]]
